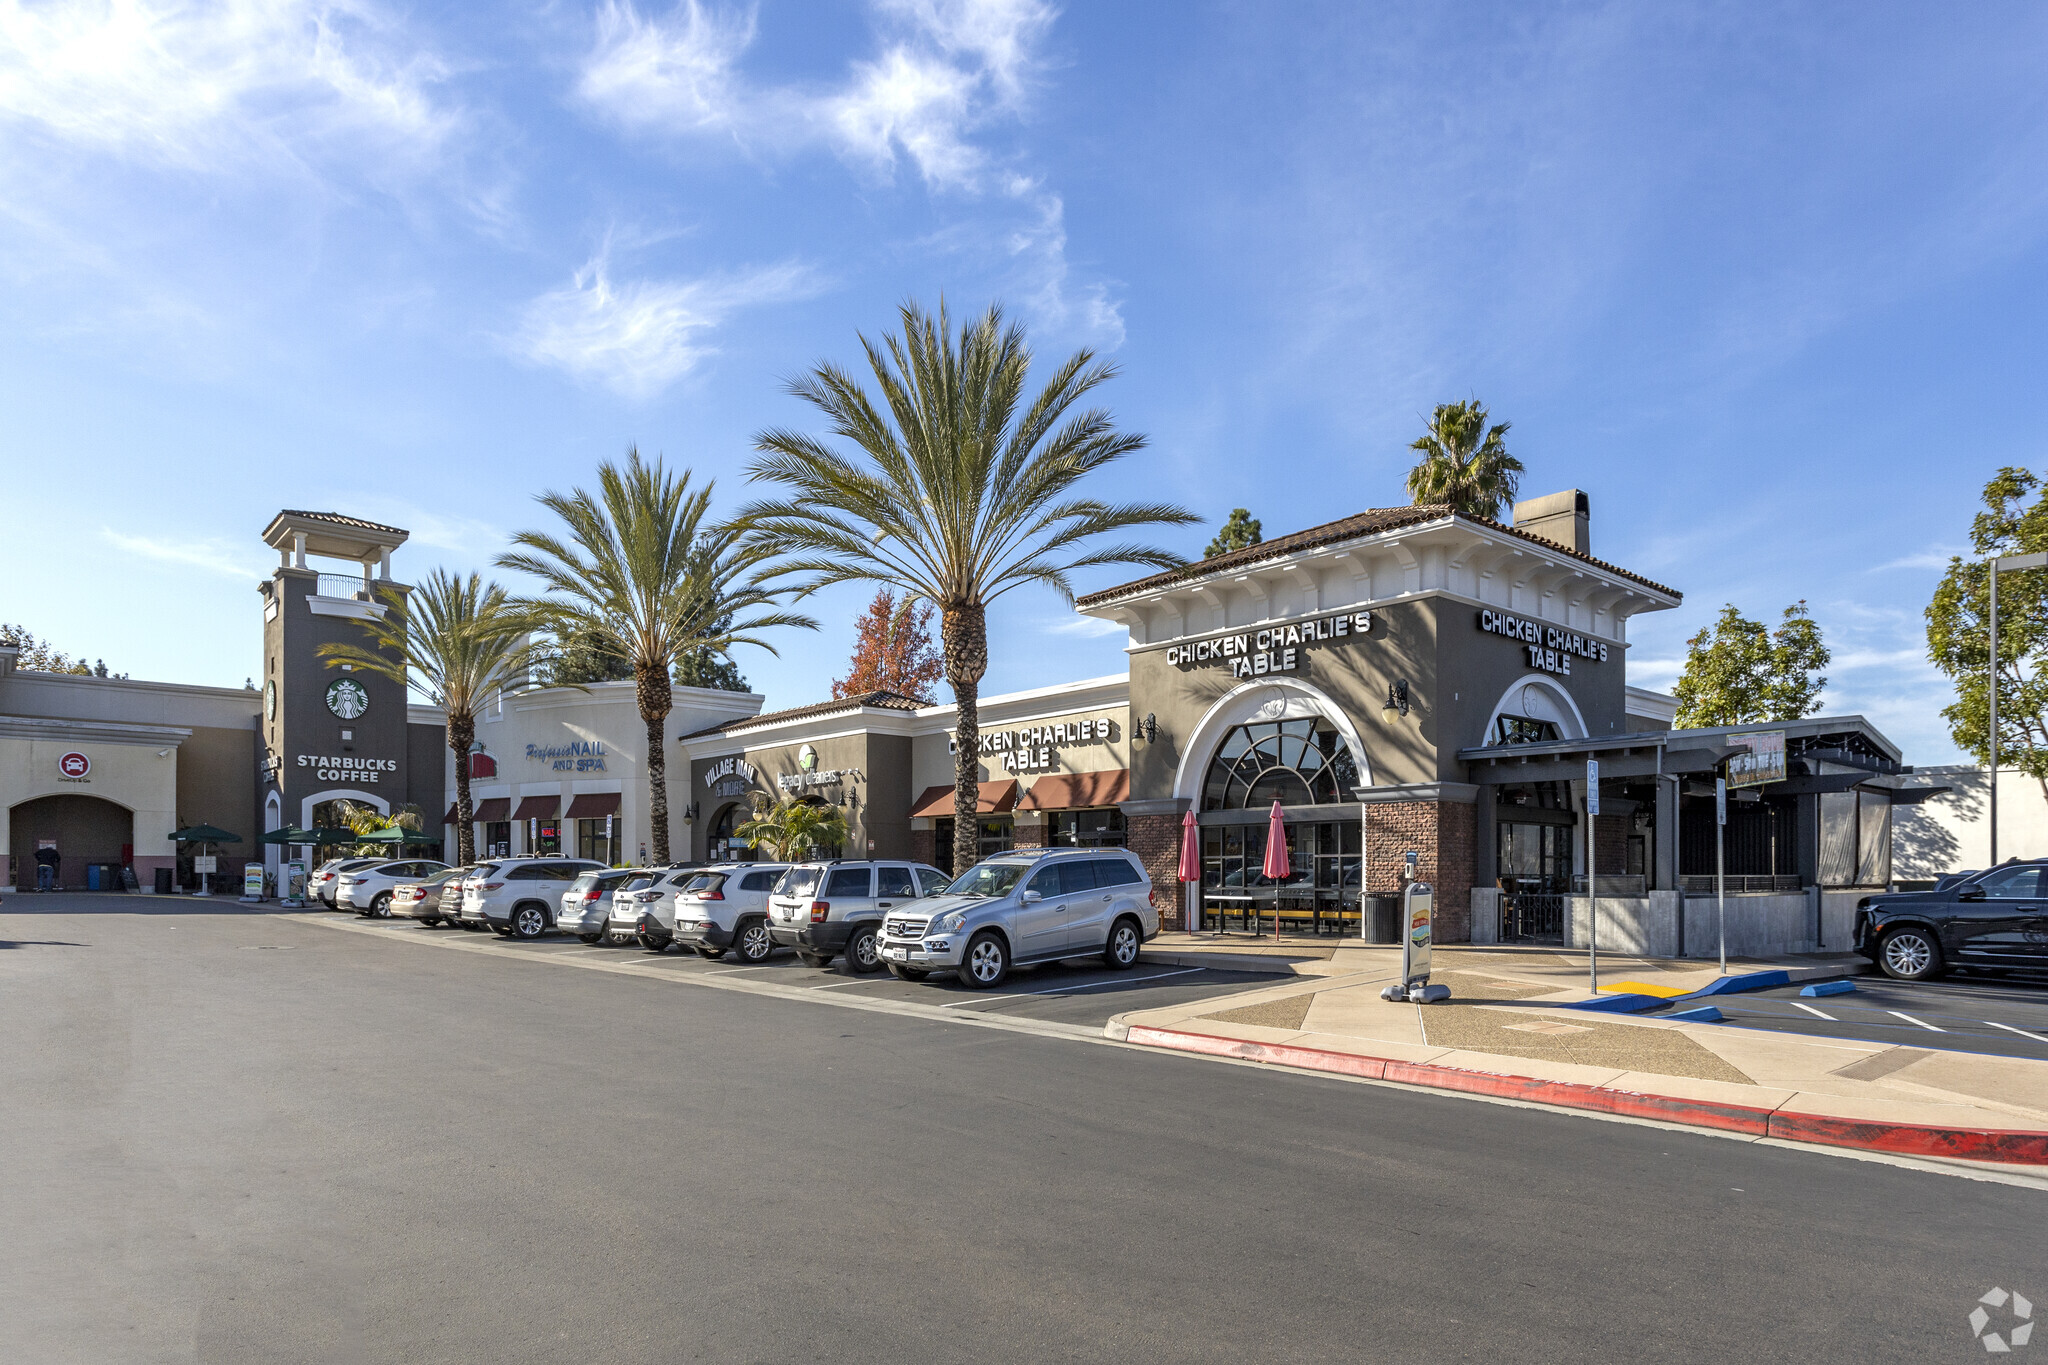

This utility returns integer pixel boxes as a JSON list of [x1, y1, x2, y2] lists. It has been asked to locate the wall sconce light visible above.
[[683, 801, 700, 823], [1138, 713, 1158, 743], [1381, 680, 1411, 723]]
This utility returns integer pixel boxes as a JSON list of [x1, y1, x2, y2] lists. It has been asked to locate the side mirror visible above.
[[1957, 886, 1986, 901], [1021, 889, 1042, 905]]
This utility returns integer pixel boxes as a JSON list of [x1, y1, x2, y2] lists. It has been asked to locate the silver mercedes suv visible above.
[[874, 847, 1157, 989]]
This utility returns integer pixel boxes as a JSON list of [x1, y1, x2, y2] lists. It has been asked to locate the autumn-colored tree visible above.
[[832, 589, 944, 702]]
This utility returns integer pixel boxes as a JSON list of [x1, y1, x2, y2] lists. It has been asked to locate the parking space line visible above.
[[1790, 1002, 1837, 1020], [809, 978, 882, 990], [1887, 1010, 1944, 1032], [938, 966, 1206, 1007], [1984, 1020, 2048, 1045], [710, 965, 783, 976]]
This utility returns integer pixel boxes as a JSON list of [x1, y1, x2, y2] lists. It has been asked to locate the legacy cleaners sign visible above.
[[1476, 609, 1609, 677], [1163, 610, 1373, 680]]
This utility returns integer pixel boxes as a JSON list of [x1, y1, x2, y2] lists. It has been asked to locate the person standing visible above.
[[34, 843, 60, 892]]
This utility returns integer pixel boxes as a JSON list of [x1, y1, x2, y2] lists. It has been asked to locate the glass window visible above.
[[1057, 861, 1101, 895], [507, 864, 547, 881], [1200, 719, 1359, 810], [577, 818, 619, 866], [876, 866, 917, 898], [946, 863, 1026, 897], [1973, 867, 2044, 899], [778, 867, 821, 899], [1027, 866, 1064, 898], [825, 868, 873, 898], [1495, 715, 1559, 746], [740, 871, 779, 892], [917, 867, 952, 896], [1092, 858, 1142, 888], [1048, 807, 1126, 847]]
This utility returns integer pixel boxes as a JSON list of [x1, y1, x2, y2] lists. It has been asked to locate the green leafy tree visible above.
[[317, 570, 545, 865], [330, 800, 426, 857], [1672, 602, 1830, 728], [1203, 508, 1263, 559], [733, 794, 847, 861], [0, 624, 94, 674], [499, 449, 813, 864], [1927, 466, 2048, 801], [540, 626, 633, 686], [675, 611, 752, 692], [740, 300, 1198, 871], [1405, 400, 1523, 520]]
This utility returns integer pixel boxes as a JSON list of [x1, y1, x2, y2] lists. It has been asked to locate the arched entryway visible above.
[[706, 801, 752, 863], [11, 794, 134, 890]]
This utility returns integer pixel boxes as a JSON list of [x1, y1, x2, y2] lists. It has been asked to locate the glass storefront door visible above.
[[1200, 820, 1361, 936]]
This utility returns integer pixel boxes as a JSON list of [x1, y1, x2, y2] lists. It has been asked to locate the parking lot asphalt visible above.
[[5, 898, 2045, 1364], [327, 909, 1279, 1031], [1702, 971, 2048, 1061]]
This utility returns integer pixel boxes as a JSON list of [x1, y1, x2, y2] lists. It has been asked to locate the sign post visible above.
[[1716, 776, 1728, 974], [242, 863, 265, 902], [1381, 851, 1450, 1003], [282, 859, 306, 907], [1586, 759, 1600, 995]]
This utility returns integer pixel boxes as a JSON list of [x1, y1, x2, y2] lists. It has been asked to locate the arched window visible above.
[[1201, 718, 1359, 811]]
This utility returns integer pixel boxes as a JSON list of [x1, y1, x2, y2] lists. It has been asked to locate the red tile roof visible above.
[[678, 690, 927, 740]]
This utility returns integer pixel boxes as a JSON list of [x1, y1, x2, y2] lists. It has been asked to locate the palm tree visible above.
[[742, 300, 1199, 872], [498, 449, 814, 865], [1404, 399, 1523, 520], [318, 570, 543, 865], [733, 794, 848, 861], [331, 800, 425, 856]]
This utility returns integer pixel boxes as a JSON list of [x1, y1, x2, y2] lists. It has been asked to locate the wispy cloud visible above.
[[100, 529, 265, 579], [1868, 546, 1964, 572], [0, 0, 460, 174], [1045, 614, 1125, 638], [510, 250, 819, 398], [577, 0, 755, 137]]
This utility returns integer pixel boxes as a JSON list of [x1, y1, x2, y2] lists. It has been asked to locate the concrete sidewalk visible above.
[[1116, 944, 2048, 1166]]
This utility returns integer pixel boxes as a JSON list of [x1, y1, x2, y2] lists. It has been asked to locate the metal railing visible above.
[[1570, 873, 1647, 897], [315, 573, 374, 600], [1680, 874, 1801, 895], [1499, 892, 1566, 943]]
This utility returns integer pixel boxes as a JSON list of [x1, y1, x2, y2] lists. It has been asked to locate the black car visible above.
[[1854, 859, 2048, 980]]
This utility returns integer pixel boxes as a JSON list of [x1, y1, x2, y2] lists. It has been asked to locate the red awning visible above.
[[565, 791, 622, 819], [513, 795, 559, 821], [1018, 769, 1130, 811], [470, 798, 511, 823], [909, 780, 1019, 818], [442, 803, 459, 826]]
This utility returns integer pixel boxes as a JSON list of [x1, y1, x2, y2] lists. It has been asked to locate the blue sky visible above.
[[3, 1, 2044, 765]]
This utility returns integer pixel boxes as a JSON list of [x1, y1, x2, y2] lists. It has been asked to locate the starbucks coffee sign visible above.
[[325, 678, 370, 719]]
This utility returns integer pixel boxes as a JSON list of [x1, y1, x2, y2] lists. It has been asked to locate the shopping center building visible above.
[[4, 494, 1949, 953]]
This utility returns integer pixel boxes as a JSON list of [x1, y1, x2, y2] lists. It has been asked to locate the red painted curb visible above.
[[1123, 1025, 2048, 1166]]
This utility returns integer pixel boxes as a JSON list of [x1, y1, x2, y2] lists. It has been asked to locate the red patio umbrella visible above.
[[1178, 809, 1201, 932], [1262, 800, 1290, 939]]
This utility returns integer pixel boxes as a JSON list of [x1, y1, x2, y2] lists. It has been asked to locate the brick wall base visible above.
[[1366, 800, 1475, 943], [909, 828, 936, 869], [1593, 814, 1630, 874], [1126, 812, 1189, 929], [1012, 823, 1047, 850]]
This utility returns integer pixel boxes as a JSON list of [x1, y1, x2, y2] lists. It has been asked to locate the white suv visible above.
[[459, 857, 606, 939], [557, 867, 653, 943], [766, 860, 951, 972], [874, 848, 1157, 988], [604, 865, 707, 947], [310, 857, 380, 908], [668, 863, 792, 961], [338, 859, 451, 916]]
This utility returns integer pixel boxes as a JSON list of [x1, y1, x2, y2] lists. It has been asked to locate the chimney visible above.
[[1512, 489, 1590, 555]]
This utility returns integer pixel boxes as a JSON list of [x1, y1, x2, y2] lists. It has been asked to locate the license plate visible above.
[[886, 946, 907, 960]]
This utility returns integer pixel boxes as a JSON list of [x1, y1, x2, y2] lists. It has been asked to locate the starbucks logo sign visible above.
[[325, 678, 370, 720]]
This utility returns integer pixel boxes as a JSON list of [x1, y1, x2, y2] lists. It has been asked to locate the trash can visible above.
[[1364, 895, 1401, 944], [154, 866, 174, 895], [87, 864, 103, 891]]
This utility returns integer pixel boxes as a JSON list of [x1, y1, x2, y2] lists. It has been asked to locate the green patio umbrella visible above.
[[356, 827, 441, 847], [257, 826, 314, 844], [169, 824, 242, 843]]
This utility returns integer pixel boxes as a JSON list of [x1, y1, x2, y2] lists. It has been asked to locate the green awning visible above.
[[169, 825, 242, 843]]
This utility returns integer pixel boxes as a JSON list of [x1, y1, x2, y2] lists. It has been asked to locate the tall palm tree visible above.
[[318, 570, 542, 865], [742, 300, 1199, 872], [498, 449, 814, 864], [1404, 399, 1523, 520]]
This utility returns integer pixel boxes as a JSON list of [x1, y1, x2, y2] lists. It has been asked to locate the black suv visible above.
[[1854, 859, 2048, 980]]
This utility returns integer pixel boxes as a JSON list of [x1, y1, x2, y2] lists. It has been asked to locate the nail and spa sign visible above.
[[1162, 610, 1375, 679]]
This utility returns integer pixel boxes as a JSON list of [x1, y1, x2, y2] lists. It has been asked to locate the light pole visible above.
[[1988, 551, 2048, 866]]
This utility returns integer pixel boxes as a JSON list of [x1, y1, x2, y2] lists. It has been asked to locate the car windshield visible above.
[[568, 873, 601, 893], [682, 873, 726, 895], [945, 863, 1028, 897], [778, 867, 822, 899], [621, 874, 657, 893]]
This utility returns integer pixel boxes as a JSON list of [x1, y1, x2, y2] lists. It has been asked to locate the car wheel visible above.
[[639, 934, 669, 953], [797, 951, 832, 969], [696, 946, 726, 960], [511, 905, 549, 940], [575, 932, 601, 944], [1878, 926, 1943, 981], [957, 932, 1009, 990], [843, 925, 883, 974], [734, 919, 773, 964], [886, 963, 929, 982], [371, 893, 393, 918], [1103, 917, 1142, 971]]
